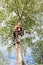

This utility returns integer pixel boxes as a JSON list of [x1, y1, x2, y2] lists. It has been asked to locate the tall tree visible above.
[[0, 0, 43, 65]]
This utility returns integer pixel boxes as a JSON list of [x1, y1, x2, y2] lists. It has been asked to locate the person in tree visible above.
[[13, 23, 24, 44]]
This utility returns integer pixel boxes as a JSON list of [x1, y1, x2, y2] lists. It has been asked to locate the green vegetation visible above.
[[0, 0, 43, 65]]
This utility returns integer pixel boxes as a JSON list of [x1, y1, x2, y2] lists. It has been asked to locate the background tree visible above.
[[0, 0, 43, 65]]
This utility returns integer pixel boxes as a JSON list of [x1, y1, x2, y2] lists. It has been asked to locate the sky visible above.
[[0, 30, 40, 65], [0, 1, 43, 65], [0, 45, 36, 65]]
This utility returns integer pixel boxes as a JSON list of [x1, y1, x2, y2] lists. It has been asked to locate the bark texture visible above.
[[16, 43, 22, 65]]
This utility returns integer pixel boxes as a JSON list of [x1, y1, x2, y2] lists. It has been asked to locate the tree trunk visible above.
[[16, 43, 22, 65]]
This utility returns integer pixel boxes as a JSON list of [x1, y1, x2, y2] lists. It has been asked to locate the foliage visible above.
[[0, 0, 43, 64], [0, 51, 9, 65]]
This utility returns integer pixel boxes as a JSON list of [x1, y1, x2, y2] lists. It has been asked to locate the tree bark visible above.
[[16, 43, 22, 65]]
